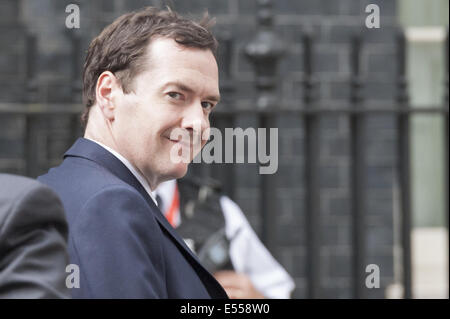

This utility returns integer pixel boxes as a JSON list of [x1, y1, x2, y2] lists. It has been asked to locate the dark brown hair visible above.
[[81, 7, 218, 126]]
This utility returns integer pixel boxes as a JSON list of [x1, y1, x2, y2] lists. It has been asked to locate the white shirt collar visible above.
[[87, 138, 158, 206]]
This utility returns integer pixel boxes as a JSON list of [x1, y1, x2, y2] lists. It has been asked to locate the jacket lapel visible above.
[[64, 138, 227, 298]]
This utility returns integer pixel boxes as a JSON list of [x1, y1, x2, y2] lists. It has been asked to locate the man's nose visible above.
[[180, 102, 209, 135]]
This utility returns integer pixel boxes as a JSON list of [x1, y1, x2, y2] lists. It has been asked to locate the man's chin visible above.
[[169, 162, 189, 179]]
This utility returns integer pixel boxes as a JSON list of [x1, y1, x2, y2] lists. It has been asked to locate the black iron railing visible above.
[[0, 0, 448, 299]]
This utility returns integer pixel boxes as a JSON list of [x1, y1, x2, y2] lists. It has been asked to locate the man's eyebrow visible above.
[[162, 81, 221, 103]]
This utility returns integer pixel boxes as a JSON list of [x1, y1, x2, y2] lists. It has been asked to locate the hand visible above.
[[213, 270, 265, 299]]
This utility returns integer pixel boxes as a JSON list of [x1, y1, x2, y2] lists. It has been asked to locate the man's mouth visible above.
[[167, 137, 191, 148]]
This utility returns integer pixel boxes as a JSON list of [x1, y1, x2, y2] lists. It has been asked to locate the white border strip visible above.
[[406, 27, 447, 43]]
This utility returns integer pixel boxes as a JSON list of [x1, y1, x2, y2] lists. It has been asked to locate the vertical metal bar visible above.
[[444, 29, 449, 298], [70, 32, 82, 103], [25, 33, 39, 177], [397, 30, 412, 299], [209, 110, 233, 195], [259, 113, 277, 254], [223, 113, 235, 199], [244, 0, 285, 253], [25, 33, 38, 102], [217, 34, 235, 199], [25, 115, 40, 178], [68, 32, 83, 149], [303, 31, 321, 299], [350, 34, 366, 299], [208, 112, 219, 182]]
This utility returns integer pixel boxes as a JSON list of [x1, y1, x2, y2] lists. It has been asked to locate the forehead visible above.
[[139, 37, 219, 93]]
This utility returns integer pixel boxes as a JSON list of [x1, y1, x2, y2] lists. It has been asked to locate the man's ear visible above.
[[95, 71, 121, 121]]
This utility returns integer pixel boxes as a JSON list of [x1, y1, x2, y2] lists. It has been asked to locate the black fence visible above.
[[0, 2, 448, 299]]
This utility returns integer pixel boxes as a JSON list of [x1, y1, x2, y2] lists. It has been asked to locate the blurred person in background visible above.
[[155, 174, 295, 299], [0, 174, 70, 298]]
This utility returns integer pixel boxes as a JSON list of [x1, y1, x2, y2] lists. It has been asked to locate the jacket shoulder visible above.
[[0, 174, 66, 227]]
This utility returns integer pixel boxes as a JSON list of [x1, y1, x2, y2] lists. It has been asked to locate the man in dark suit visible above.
[[0, 174, 70, 298], [38, 7, 226, 298]]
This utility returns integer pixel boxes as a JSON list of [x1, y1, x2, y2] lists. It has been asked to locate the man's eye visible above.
[[168, 92, 183, 100], [201, 101, 214, 110]]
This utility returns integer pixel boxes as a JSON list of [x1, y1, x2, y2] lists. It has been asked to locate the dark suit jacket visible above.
[[0, 174, 70, 298], [38, 138, 228, 299]]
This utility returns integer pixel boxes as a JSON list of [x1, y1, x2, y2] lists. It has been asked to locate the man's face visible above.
[[111, 38, 220, 187]]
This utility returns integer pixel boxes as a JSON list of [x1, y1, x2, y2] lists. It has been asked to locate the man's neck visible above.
[[85, 137, 159, 206], [84, 110, 162, 191]]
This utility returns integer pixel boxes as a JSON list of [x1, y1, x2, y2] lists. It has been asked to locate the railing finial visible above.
[[244, 0, 285, 109]]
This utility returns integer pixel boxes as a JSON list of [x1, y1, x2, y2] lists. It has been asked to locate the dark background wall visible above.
[[0, 0, 400, 298]]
